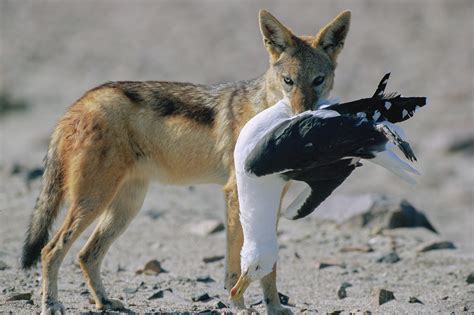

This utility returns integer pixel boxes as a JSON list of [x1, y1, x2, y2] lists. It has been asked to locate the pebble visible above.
[[192, 293, 212, 302], [136, 259, 165, 275], [409, 296, 423, 304], [278, 292, 290, 305], [148, 288, 172, 300], [6, 292, 32, 301], [466, 272, 474, 284], [316, 259, 346, 269], [337, 282, 352, 299], [189, 220, 225, 236], [214, 301, 227, 309], [202, 255, 224, 263], [417, 241, 456, 252], [340, 245, 373, 253], [196, 276, 215, 283], [376, 252, 401, 264], [372, 288, 395, 306], [0, 260, 8, 270]]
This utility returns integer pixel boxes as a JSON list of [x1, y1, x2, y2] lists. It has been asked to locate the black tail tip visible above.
[[21, 234, 48, 270]]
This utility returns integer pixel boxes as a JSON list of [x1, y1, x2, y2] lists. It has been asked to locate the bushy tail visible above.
[[21, 134, 64, 269]]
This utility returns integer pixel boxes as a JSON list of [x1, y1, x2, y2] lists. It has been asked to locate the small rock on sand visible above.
[[192, 293, 212, 302], [376, 252, 401, 264], [189, 220, 224, 236], [0, 260, 8, 270], [372, 288, 395, 306], [466, 272, 474, 284], [409, 296, 423, 304], [214, 301, 227, 309], [136, 259, 165, 275], [6, 292, 32, 301], [316, 259, 346, 269], [340, 245, 373, 253], [202, 255, 224, 263], [417, 241, 456, 252], [337, 282, 352, 299]]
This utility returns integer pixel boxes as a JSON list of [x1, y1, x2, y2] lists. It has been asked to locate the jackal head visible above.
[[260, 10, 351, 113]]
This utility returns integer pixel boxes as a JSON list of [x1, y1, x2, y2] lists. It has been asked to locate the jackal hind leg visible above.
[[78, 177, 148, 311], [40, 175, 124, 315]]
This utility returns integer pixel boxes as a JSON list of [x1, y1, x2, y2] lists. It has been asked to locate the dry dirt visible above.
[[1, 0, 473, 314]]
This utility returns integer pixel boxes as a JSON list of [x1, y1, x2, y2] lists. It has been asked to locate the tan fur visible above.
[[22, 9, 351, 314]]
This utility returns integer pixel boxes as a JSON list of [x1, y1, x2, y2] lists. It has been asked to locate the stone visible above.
[[136, 259, 165, 275], [6, 292, 32, 301], [196, 276, 215, 283], [417, 241, 456, 253], [192, 293, 212, 302], [148, 288, 172, 300], [340, 245, 373, 253], [376, 252, 401, 264], [467, 272, 474, 284], [278, 292, 290, 305], [372, 288, 395, 306], [189, 220, 225, 236], [337, 282, 352, 299], [446, 135, 474, 156], [0, 260, 8, 270], [214, 301, 227, 309], [316, 259, 346, 269], [202, 255, 224, 263], [315, 194, 437, 233], [409, 296, 423, 304]]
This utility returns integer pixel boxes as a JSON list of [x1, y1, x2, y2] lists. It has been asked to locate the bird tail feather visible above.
[[370, 149, 420, 185]]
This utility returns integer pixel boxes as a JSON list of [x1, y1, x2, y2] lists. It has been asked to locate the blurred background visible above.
[[1, 0, 473, 260]]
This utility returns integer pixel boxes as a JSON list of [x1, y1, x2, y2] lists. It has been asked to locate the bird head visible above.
[[230, 245, 277, 301]]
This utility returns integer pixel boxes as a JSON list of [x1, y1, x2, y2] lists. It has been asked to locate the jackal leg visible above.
[[223, 173, 247, 310], [261, 265, 293, 315], [78, 177, 148, 311], [40, 175, 124, 314]]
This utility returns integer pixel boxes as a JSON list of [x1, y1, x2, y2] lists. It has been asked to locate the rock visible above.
[[26, 168, 43, 182], [202, 255, 224, 263], [376, 252, 401, 264], [446, 135, 474, 156], [315, 194, 437, 233], [467, 272, 474, 284], [0, 260, 8, 270], [372, 288, 395, 306], [196, 276, 215, 283], [340, 245, 373, 253], [278, 292, 290, 305], [337, 282, 352, 299], [192, 293, 212, 302], [326, 311, 343, 315], [189, 220, 225, 236], [6, 292, 32, 301], [316, 259, 346, 269], [144, 209, 162, 220], [148, 288, 172, 300], [136, 259, 165, 275], [214, 301, 227, 309], [409, 296, 423, 304], [417, 241, 456, 252]]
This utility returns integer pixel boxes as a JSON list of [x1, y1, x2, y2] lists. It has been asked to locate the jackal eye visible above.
[[283, 76, 294, 86], [313, 75, 325, 87]]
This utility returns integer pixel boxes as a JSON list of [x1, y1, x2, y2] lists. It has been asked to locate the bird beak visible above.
[[229, 274, 250, 301]]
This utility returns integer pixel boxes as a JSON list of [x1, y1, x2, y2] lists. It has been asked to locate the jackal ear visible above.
[[314, 11, 351, 63], [259, 9, 295, 62]]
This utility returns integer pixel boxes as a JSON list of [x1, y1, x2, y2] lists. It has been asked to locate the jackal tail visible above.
[[21, 131, 64, 269]]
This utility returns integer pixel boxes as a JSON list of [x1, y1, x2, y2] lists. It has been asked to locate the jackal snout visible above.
[[259, 9, 351, 113]]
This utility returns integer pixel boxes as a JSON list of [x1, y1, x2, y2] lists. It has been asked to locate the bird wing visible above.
[[244, 113, 385, 177], [281, 159, 359, 220], [323, 73, 427, 123]]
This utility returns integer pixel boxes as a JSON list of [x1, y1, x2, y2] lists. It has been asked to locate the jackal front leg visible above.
[[224, 173, 255, 313]]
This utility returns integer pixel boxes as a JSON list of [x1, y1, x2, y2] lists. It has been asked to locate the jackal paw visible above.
[[266, 305, 293, 315], [41, 301, 65, 315], [97, 298, 125, 311]]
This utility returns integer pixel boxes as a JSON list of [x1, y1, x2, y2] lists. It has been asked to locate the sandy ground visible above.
[[1, 0, 473, 313]]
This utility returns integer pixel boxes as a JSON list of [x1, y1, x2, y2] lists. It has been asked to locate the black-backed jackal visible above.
[[21, 9, 350, 315]]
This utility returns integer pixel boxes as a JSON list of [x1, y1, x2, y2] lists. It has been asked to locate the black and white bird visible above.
[[230, 74, 426, 300]]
